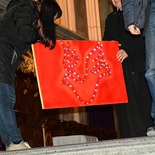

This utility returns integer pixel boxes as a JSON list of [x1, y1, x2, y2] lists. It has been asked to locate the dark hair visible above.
[[39, 0, 62, 50]]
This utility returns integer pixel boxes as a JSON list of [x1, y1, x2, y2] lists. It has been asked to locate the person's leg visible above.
[[0, 115, 10, 147], [145, 1, 155, 135], [0, 82, 23, 148]]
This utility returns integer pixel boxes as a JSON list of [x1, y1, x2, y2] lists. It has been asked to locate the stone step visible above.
[[0, 136, 155, 155]]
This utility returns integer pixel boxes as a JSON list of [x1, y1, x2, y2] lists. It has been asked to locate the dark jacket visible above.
[[0, 0, 39, 87], [102, 9, 145, 73], [122, 0, 152, 34]]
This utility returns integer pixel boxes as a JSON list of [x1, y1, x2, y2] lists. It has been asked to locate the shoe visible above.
[[147, 126, 155, 136], [6, 141, 31, 151]]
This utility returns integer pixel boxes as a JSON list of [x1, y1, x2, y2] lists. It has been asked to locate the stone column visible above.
[[85, 0, 102, 40], [98, 0, 113, 37], [56, 0, 76, 32]]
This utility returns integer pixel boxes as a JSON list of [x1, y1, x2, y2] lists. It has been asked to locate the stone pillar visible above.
[[56, 0, 76, 32], [98, 0, 113, 37], [85, 0, 102, 40]]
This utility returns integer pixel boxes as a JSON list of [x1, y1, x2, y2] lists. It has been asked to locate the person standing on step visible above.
[[122, 0, 155, 136], [0, 0, 62, 151], [103, 0, 153, 138]]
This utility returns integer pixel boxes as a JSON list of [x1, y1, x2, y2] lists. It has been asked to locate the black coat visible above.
[[102, 9, 146, 73], [102, 9, 153, 138], [0, 0, 39, 87]]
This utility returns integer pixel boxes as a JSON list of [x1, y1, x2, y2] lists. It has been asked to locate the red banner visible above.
[[32, 40, 128, 109]]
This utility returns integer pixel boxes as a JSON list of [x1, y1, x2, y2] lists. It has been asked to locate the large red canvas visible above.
[[32, 40, 128, 109]]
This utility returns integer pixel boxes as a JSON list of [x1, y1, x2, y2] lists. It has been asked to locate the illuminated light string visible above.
[[60, 41, 112, 105]]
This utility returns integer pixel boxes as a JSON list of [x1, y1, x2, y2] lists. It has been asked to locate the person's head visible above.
[[38, 0, 62, 50], [111, 0, 122, 9]]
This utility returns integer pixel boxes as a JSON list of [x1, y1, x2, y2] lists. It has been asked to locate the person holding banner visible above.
[[122, 0, 155, 136], [102, 0, 152, 138], [0, 0, 62, 151]]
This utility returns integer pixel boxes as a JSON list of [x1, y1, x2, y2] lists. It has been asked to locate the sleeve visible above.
[[122, 0, 147, 30], [122, 0, 135, 31], [13, 5, 40, 44]]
